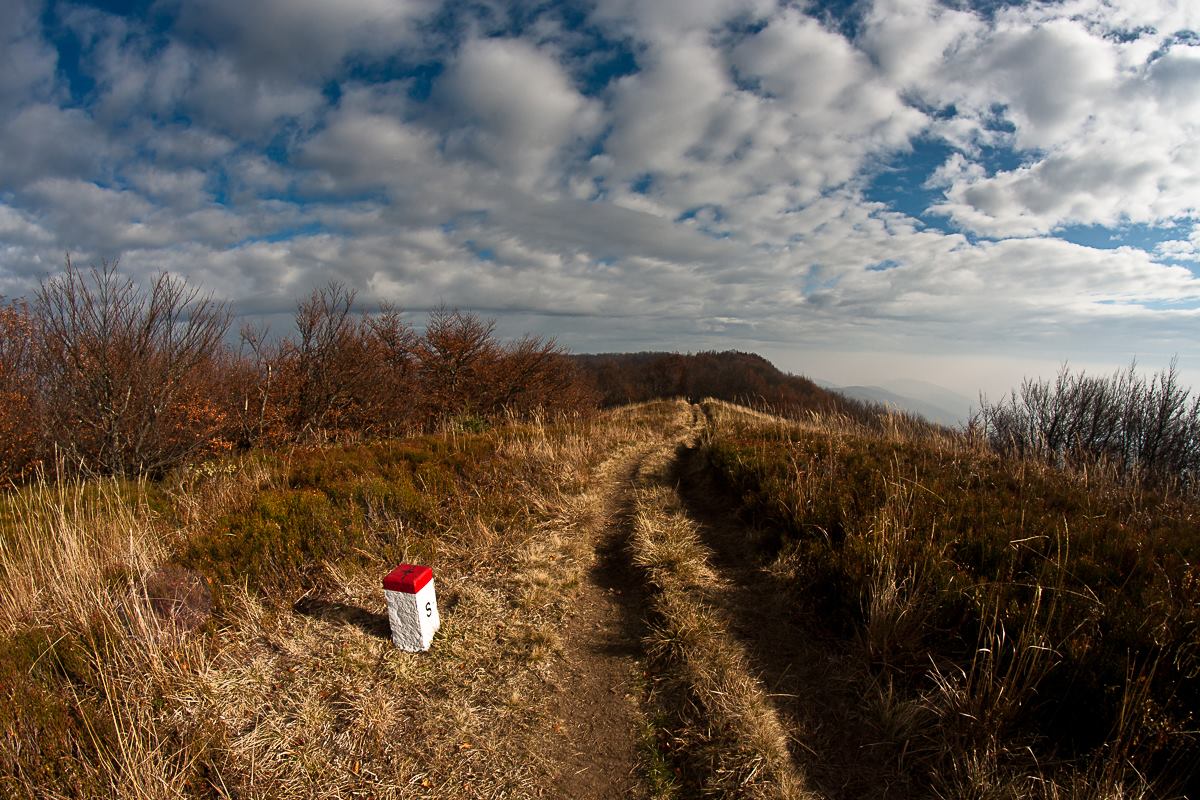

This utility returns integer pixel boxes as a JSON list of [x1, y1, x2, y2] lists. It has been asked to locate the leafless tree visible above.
[[413, 306, 501, 422], [34, 257, 231, 476], [0, 297, 38, 478], [364, 303, 421, 432], [290, 281, 368, 434]]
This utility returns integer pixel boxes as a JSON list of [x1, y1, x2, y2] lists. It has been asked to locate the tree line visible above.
[[572, 350, 879, 421], [3, 260, 1194, 490], [0, 260, 592, 481]]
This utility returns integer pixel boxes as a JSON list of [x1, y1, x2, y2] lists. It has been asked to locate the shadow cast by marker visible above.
[[293, 596, 390, 640]]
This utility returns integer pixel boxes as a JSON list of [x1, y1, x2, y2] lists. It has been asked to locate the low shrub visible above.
[[181, 434, 502, 598]]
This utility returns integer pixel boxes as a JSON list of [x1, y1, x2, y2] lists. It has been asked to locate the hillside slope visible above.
[[573, 350, 877, 421], [831, 384, 966, 426], [1, 399, 1195, 798]]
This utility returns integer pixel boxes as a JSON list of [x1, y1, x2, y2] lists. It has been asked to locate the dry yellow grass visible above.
[[626, 428, 817, 800], [9, 397, 1174, 799], [695, 399, 1185, 799], [0, 403, 698, 798]]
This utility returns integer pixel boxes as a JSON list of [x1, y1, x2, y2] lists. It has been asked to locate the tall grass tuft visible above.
[[629, 439, 815, 799]]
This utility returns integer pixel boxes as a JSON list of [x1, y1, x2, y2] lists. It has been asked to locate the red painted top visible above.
[[383, 563, 433, 594]]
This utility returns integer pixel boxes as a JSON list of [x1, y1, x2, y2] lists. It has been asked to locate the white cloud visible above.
[[605, 36, 732, 180], [591, 0, 776, 41], [172, 0, 440, 79], [859, 0, 981, 91], [1155, 227, 1200, 262], [0, 202, 54, 246], [0, 0, 1198, 398], [434, 37, 602, 188], [186, 53, 326, 138], [0, 0, 58, 109], [861, 3, 1200, 237], [0, 104, 117, 187], [125, 166, 210, 209]]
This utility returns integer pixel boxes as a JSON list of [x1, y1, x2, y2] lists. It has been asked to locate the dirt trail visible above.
[[544, 403, 701, 799], [545, 402, 902, 799], [544, 450, 651, 799]]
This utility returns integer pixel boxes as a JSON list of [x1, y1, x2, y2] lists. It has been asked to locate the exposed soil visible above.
[[543, 448, 657, 799]]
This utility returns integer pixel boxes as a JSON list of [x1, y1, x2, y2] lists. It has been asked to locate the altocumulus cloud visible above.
[[0, 0, 1198, 391]]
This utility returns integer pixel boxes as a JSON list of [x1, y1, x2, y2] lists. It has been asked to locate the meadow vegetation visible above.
[[698, 399, 1199, 798], [0, 402, 690, 798]]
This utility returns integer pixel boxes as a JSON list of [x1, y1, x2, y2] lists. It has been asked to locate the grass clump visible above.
[[629, 441, 815, 800], [698, 399, 1200, 797]]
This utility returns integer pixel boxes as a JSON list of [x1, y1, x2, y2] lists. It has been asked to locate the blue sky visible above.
[[1, 0, 1199, 396]]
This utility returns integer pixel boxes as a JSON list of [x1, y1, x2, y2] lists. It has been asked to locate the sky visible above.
[[1, 0, 1198, 399]]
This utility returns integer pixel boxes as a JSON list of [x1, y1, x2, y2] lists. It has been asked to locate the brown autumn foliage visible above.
[[32, 259, 232, 477], [0, 260, 595, 482], [0, 298, 38, 479], [574, 350, 883, 422]]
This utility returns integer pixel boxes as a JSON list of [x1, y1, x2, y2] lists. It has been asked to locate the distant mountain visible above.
[[832, 384, 967, 428], [571, 350, 877, 421], [571, 350, 971, 428], [885, 379, 975, 422]]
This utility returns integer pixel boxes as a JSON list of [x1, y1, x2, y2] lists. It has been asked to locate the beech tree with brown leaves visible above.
[[413, 306, 502, 424], [33, 258, 231, 476], [0, 298, 38, 480]]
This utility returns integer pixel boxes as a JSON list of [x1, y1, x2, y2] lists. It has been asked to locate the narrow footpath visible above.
[[543, 401, 909, 799], [543, 402, 699, 799]]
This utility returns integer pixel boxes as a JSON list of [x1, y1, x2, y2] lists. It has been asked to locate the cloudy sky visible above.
[[1, 0, 1198, 397]]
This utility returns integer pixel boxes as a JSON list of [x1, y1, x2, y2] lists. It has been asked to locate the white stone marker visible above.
[[383, 563, 440, 651]]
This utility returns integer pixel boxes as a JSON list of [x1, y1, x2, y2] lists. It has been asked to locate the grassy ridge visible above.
[[3, 397, 1196, 797], [698, 400, 1199, 797]]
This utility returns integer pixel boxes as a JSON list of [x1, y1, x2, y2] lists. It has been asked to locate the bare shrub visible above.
[[973, 361, 1200, 489], [224, 322, 289, 449], [496, 335, 596, 417], [1, 262, 597, 477], [33, 258, 231, 477], [289, 282, 370, 434], [364, 303, 421, 434], [414, 306, 502, 424], [279, 285, 428, 438]]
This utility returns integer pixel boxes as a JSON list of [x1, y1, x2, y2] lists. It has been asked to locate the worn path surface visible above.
[[544, 403, 699, 799], [543, 401, 906, 799]]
